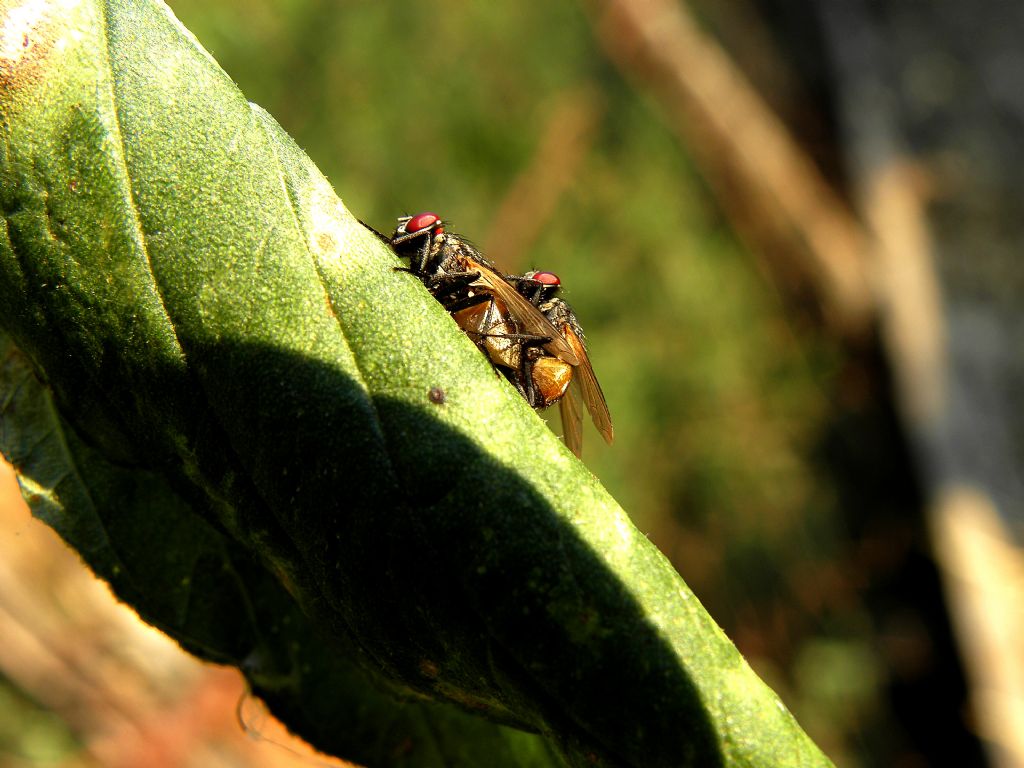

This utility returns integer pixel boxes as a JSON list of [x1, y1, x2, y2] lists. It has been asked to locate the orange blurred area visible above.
[[0, 459, 356, 768]]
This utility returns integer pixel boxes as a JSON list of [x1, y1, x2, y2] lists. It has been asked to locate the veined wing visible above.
[[558, 381, 584, 457], [562, 325, 613, 445]]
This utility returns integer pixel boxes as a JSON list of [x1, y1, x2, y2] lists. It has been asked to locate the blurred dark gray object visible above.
[[817, 3, 1024, 766]]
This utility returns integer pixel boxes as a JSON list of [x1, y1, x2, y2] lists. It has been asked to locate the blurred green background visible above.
[[0, 0, 991, 766]]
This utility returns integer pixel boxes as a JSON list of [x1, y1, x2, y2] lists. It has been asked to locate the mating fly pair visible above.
[[386, 212, 613, 457]]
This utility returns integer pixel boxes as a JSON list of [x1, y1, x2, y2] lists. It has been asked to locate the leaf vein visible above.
[[97, 2, 185, 359], [252, 107, 398, 474]]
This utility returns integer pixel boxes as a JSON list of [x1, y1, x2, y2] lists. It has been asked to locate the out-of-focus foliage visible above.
[[0, 677, 80, 762]]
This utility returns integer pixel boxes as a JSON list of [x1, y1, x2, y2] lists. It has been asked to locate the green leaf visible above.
[[0, 1, 832, 766]]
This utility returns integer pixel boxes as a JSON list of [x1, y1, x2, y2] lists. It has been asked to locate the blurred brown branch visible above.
[[585, 0, 874, 336]]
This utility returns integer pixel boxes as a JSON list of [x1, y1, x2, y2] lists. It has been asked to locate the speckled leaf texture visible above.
[[0, 0, 831, 765]]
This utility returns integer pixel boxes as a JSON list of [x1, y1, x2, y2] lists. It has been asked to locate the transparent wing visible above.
[[563, 325, 613, 445], [559, 381, 584, 458]]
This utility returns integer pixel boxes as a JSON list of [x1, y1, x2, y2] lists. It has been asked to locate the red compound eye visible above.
[[531, 271, 561, 287], [407, 212, 442, 234]]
